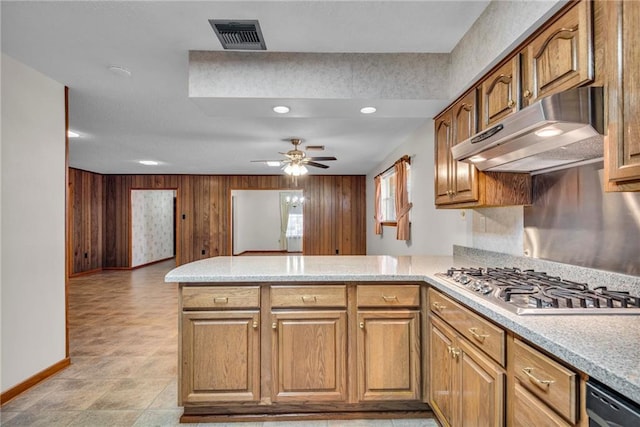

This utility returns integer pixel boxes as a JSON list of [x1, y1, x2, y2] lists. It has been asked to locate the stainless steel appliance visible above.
[[451, 87, 604, 173], [436, 267, 640, 315], [586, 379, 640, 426]]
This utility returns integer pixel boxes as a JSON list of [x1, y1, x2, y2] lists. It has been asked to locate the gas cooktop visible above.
[[436, 267, 640, 315]]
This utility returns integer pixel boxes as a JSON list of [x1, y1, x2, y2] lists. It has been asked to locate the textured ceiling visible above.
[[1, 1, 490, 175]]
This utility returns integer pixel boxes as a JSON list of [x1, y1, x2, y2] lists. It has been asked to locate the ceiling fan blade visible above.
[[305, 161, 330, 169], [306, 156, 337, 161]]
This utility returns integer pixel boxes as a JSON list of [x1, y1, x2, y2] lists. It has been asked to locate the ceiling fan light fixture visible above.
[[360, 106, 377, 114], [284, 162, 308, 176], [273, 105, 290, 114]]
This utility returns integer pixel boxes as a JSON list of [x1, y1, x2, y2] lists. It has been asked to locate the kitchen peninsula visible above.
[[166, 248, 640, 424]]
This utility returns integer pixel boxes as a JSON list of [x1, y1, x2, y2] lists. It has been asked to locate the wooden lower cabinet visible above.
[[512, 382, 572, 427], [429, 314, 505, 427], [179, 283, 428, 421], [271, 310, 347, 402], [180, 310, 261, 404], [357, 310, 421, 401]]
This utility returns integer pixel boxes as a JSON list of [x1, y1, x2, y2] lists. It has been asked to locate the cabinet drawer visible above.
[[512, 382, 572, 427], [182, 286, 260, 309], [271, 285, 346, 308], [428, 288, 505, 366], [357, 285, 420, 307], [512, 338, 577, 424]]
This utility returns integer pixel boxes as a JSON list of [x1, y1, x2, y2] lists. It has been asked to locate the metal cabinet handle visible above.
[[523, 89, 532, 98], [432, 301, 446, 311], [213, 297, 228, 304], [359, 322, 365, 329], [382, 295, 398, 302], [508, 99, 516, 108], [521, 367, 554, 389], [252, 321, 258, 329], [301, 295, 317, 303], [447, 345, 460, 359], [272, 322, 277, 330], [468, 327, 490, 342]]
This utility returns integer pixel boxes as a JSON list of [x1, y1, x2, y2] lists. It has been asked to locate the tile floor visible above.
[[0, 260, 438, 427]]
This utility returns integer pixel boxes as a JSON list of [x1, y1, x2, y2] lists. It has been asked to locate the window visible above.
[[378, 163, 411, 224], [285, 213, 303, 238]]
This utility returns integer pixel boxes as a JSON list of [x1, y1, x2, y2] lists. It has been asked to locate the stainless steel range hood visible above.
[[451, 87, 604, 174]]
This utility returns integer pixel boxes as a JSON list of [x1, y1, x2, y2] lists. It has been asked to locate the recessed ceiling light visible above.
[[273, 105, 290, 114], [67, 130, 80, 138], [139, 160, 159, 166], [108, 65, 132, 77], [360, 106, 377, 114], [266, 161, 281, 167]]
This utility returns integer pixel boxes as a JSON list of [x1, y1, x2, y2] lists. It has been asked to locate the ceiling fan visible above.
[[251, 138, 337, 176]]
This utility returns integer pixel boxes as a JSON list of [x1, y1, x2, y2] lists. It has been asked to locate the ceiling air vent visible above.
[[209, 20, 266, 50]]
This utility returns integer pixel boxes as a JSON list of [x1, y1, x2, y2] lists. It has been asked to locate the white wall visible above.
[[449, 0, 564, 98], [367, 121, 471, 255], [1, 54, 66, 392], [131, 190, 175, 267], [232, 190, 284, 254]]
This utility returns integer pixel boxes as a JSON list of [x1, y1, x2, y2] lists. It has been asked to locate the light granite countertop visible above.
[[165, 248, 640, 406]]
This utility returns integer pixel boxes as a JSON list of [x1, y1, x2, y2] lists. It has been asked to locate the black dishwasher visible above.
[[586, 379, 640, 426]]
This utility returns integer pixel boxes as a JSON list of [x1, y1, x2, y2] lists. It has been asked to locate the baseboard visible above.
[[69, 267, 102, 278], [0, 357, 70, 405], [131, 256, 175, 269]]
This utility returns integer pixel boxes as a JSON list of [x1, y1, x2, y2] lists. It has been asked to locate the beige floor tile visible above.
[[87, 378, 171, 410], [131, 409, 183, 426], [147, 379, 179, 410], [67, 410, 142, 426], [1, 410, 82, 426]]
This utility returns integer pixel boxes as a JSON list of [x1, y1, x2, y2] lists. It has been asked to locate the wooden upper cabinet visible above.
[[480, 57, 519, 130], [434, 91, 480, 206], [604, 0, 640, 191], [434, 111, 453, 205], [521, 0, 593, 107]]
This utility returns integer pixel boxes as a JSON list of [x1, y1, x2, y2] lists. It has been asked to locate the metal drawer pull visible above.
[[301, 295, 317, 303], [521, 367, 554, 389], [213, 297, 228, 304], [359, 322, 365, 329], [447, 345, 460, 359], [252, 321, 258, 329], [272, 322, 277, 330], [432, 302, 446, 311], [382, 295, 398, 302], [468, 327, 490, 342]]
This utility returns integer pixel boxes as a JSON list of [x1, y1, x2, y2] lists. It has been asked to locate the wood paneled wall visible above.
[[69, 168, 105, 275], [72, 173, 367, 269]]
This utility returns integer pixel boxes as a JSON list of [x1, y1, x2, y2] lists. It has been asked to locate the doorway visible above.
[[231, 189, 304, 255], [130, 189, 177, 267]]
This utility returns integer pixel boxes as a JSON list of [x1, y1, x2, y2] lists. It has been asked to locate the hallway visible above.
[[1, 260, 436, 427]]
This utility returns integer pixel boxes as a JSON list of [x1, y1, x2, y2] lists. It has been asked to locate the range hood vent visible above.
[[209, 20, 266, 50], [451, 87, 604, 174]]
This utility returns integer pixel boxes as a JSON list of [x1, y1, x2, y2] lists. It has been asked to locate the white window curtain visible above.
[[279, 193, 291, 251]]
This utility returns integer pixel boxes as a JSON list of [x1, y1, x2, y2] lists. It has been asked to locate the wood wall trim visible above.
[[0, 358, 70, 405]]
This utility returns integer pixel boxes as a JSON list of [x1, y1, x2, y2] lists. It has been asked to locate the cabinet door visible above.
[[512, 382, 571, 427], [434, 111, 454, 205], [604, 0, 640, 191], [521, 0, 593, 106], [357, 310, 421, 401], [429, 317, 456, 427], [181, 311, 260, 404], [451, 91, 479, 204], [480, 57, 519, 130], [271, 311, 347, 402], [458, 337, 506, 427]]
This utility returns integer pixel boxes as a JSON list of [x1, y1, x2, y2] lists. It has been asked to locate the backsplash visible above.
[[524, 162, 640, 276], [471, 206, 524, 256]]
